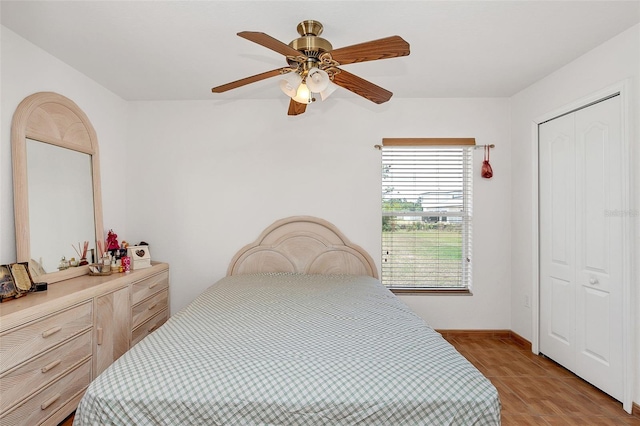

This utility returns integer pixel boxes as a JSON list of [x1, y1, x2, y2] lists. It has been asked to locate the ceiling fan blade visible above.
[[332, 69, 393, 104], [329, 35, 410, 66], [238, 31, 305, 59], [287, 99, 307, 116], [211, 68, 288, 93]]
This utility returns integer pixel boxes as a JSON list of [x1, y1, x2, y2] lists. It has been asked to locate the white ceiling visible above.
[[2, 1, 639, 102]]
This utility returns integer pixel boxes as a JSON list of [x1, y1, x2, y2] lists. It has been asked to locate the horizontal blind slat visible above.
[[382, 145, 472, 289]]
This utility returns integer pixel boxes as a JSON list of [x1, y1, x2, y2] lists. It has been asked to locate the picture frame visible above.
[[0, 262, 35, 302], [0, 265, 18, 301], [10, 262, 35, 293]]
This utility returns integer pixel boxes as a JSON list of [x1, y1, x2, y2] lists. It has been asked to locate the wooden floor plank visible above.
[[445, 334, 640, 425]]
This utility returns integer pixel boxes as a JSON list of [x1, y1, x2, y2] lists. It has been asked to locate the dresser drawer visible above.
[[132, 289, 169, 330], [131, 271, 169, 305], [131, 308, 168, 347], [0, 360, 91, 426], [0, 330, 91, 412], [0, 301, 92, 373]]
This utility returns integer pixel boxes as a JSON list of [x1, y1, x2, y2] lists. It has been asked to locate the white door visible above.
[[539, 111, 576, 369], [539, 95, 623, 401]]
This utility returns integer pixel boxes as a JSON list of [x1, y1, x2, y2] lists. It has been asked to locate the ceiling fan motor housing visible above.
[[289, 20, 333, 59]]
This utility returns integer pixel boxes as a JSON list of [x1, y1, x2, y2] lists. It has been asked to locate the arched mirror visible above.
[[12, 92, 103, 284]]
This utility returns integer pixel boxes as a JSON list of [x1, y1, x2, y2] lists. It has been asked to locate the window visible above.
[[381, 139, 473, 292]]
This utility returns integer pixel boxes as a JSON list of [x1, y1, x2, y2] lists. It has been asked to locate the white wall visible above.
[[126, 97, 512, 329], [510, 24, 639, 405], [0, 26, 129, 264], [1, 24, 512, 329]]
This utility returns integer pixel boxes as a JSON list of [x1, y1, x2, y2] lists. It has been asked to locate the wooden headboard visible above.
[[227, 216, 378, 278]]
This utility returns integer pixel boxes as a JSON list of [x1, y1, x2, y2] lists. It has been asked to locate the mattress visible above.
[[75, 273, 500, 425]]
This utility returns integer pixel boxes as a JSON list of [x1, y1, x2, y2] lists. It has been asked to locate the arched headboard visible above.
[[227, 216, 378, 278]]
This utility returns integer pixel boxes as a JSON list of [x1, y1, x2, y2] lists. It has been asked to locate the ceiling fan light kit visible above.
[[211, 20, 410, 116], [306, 68, 330, 93], [292, 83, 313, 105], [279, 72, 302, 98], [319, 81, 339, 101]]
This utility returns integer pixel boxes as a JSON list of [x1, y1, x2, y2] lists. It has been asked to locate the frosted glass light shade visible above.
[[306, 67, 330, 93], [280, 73, 302, 98], [320, 81, 338, 101], [292, 83, 312, 104]]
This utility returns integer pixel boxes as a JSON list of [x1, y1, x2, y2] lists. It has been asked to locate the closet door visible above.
[[539, 112, 576, 369], [539, 95, 623, 401], [573, 96, 623, 399]]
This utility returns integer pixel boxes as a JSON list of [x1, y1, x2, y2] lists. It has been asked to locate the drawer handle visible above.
[[148, 282, 158, 289], [148, 323, 159, 333], [97, 327, 103, 345], [41, 393, 60, 410], [41, 359, 61, 373], [148, 302, 158, 311], [42, 326, 62, 338]]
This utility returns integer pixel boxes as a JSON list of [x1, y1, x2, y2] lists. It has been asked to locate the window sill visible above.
[[389, 288, 472, 295]]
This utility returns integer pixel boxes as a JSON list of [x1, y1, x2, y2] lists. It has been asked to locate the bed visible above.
[[75, 216, 500, 425]]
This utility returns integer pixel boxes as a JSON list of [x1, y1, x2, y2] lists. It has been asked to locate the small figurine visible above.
[[106, 229, 119, 251]]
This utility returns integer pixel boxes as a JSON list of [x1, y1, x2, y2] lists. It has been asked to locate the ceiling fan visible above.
[[211, 20, 410, 116]]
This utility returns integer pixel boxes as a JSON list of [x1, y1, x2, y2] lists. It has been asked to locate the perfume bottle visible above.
[[58, 256, 69, 270], [102, 253, 110, 267]]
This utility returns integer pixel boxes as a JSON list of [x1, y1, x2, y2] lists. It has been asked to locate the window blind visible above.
[[381, 145, 473, 290]]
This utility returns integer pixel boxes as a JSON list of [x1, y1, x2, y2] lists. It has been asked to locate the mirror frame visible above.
[[12, 92, 104, 283]]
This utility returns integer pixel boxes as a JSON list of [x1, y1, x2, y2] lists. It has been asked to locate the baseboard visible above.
[[436, 329, 510, 340], [436, 329, 532, 351], [508, 330, 532, 351]]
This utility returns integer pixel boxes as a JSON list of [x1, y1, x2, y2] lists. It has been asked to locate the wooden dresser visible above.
[[0, 262, 169, 426]]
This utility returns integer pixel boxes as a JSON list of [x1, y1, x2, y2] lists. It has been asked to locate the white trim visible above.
[[619, 82, 634, 414], [531, 80, 633, 413], [531, 121, 540, 355]]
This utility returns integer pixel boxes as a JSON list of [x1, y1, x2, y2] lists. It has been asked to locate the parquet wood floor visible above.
[[445, 334, 640, 425], [60, 334, 639, 426]]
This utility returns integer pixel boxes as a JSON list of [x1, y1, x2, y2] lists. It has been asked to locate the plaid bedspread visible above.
[[75, 273, 500, 425]]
